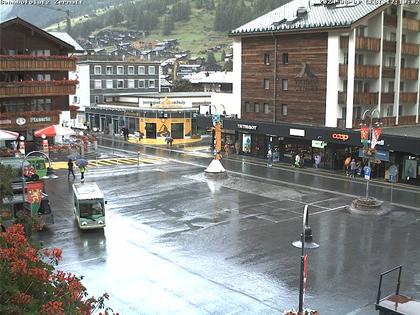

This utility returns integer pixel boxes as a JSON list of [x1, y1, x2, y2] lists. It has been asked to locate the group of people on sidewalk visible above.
[[344, 156, 364, 178]]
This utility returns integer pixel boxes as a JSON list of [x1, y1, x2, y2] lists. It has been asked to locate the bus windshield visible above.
[[79, 200, 104, 219]]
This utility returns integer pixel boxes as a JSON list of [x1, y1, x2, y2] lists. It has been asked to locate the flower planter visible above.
[[283, 309, 319, 315]]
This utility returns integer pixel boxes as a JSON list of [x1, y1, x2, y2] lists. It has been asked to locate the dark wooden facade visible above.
[[241, 33, 328, 125], [0, 18, 75, 135]]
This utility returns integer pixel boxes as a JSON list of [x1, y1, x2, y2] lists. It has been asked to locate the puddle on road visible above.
[[184, 172, 304, 201]]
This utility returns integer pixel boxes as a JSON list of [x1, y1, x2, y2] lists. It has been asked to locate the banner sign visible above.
[[371, 127, 382, 149], [26, 181, 44, 216], [360, 126, 369, 145]]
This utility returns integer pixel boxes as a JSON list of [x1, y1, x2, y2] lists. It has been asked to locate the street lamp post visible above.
[[360, 109, 381, 199], [292, 205, 319, 315]]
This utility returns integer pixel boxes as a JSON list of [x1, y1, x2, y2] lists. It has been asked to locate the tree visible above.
[[172, 78, 193, 92], [0, 164, 16, 212], [205, 51, 218, 71], [162, 15, 174, 35]]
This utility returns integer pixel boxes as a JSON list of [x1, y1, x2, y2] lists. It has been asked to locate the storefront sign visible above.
[[289, 128, 305, 137], [238, 124, 257, 130], [16, 117, 26, 125], [30, 117, 51, 123], [332, 133, 349, 141], [358, 148, 390, 161], [0, 119, 12, 125], [311, 140, 327, 148]]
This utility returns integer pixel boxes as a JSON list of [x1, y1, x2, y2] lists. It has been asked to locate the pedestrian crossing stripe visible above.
[[51, 157, 161, 169]]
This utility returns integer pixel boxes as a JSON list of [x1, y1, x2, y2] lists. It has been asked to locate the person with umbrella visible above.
[[67, 159, 75, 179], [76, 158, 88, 182]]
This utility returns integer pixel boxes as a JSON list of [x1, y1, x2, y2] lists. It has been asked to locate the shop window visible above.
[[282, 79, 288, 91], [106, 80, 113, 89], [264, 53, 270, 65], [128, 79, 135, 89], [138, 66, 145, 75], [106, 66, 113, 75], [282, 53, 288, 65], [282, 104, 288, 116], [264, 79, 269, 90], [94, 80, 102, 89], [128, 66, 135, 75], [117, 66, 124, 75], [94, 66, 101, 75], [117, 80, 124, 88], [242, 134, 251, 153], [264, 103, 269, 114], [254, 103, 260, 113]]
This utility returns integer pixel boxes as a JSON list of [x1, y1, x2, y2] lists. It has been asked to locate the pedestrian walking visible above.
[[344, 156, 351, 176], [295, 153, 301, 168], [267, 149, 273, 168], [350, 158, 357, 177], [67, 159, 75, 179], [314, 154, 321, 169], [235, 141, 240, 155], [79, 165, 86, 182], [224, 143, 230, 157]]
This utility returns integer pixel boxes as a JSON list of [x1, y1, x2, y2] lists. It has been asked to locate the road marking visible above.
[[59, 257, 103, 268]]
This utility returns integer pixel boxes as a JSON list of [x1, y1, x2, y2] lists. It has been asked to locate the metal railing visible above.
[[376, 265, 403, 305]]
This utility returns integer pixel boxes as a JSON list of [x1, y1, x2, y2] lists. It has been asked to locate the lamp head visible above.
[[41, 134, 46, 139], [19, 136, 25, 141]]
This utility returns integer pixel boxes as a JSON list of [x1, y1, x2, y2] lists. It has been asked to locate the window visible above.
[[282, 79, 288, 91], [388, 57, 395, 67], [149, 79, 155, 88], [264, 103, 269, 114], [95, 96, 99, 103], [128, 79, 135, 88], [386, 105, 393, 116], [281, 104, 288, 116], [264, 53, 270, 65], [94, 80, 102, 89], [138, 66, 145, 75], [138, 80, 145, 88], [117, 80, 124, 88], [94, 66, 101, 75], [343, 53, 348, 65], [106, 66, 113, 75], [128, 66, 135, 75], [390, 32, 396, 41], [148, 66, 156, 75], [145, 80, 149, 88], [264, 79, 269, 90], [388, 81, 394, 92], [356, 26, 366, 37], [398, 105, 403, 116], [282, 53, 288, 65], [400, 81, 404, 92], [117, 66, 124, 75], [355, 54, 364, 65], [245, 102, 251, 112], [43, 50, 50, 56], [402, 34, 407, 44], [73, 96, 78, 103], [401, 58, 406, 68], [106, 80, 113, 89], [353, 107, 362, 119], [44, 74, 51, 81], [254, 103, 260, 113], [343, 80, 348, 92]]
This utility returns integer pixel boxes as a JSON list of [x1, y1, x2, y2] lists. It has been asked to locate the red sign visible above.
[[360, 126, 369, 141], [332, 133, 349, 141], [26, 181, 44, 204]]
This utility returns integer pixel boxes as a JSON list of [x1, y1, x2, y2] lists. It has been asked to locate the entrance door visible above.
[[171, 123, 184, 139], [100, 117, 106, 132], [145, 123, 156, 139], [113, 120, 119, 134]]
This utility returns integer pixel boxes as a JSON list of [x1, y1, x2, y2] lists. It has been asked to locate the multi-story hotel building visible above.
[[0, 17, 77, 145], [224, 2, 420, 184], [69, 56, 161, 130]]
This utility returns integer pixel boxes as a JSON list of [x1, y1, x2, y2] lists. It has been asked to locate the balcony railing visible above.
[[382, 67, 395, 78], [402, 43, 419, 56], [0, 80, 78, 98], [400, 92, 417, 104], [401, 68, 419, 80], [384, 15, 397, 28], [403, 18, 420, 32], [338, 92, 379, 105], [383, 40, 396, 53], [340, 36, 381, 51], [338, 116, 418, 128], [0, 55, 77, 71], [339, 64, 380, 79]]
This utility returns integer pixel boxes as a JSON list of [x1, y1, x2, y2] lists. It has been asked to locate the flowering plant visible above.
[[283, 309, 319, 315], [0, 224, 116, 314]]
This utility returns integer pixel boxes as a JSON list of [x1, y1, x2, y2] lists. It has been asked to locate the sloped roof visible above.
[[231, 0, 387, 35], [0, 16, 74, 51], [49, 32, 84, 52], [184, 71, 233, 84]]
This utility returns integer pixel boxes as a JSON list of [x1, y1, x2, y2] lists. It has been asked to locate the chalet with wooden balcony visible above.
[[0, 17, 77, 139]]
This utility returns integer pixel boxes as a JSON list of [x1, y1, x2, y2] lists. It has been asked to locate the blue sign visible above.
[[389, 174, 397, 183], [358, 149, 390, 162], [364, 166, 371, 180]]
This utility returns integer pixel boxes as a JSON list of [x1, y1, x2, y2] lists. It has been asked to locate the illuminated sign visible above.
[[290, 128, 305, 137], [237, 124, 257, 130], [332, 133, 349, 141]]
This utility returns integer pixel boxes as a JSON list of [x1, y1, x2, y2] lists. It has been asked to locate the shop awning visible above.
[[34, 125, 76, 137], [0, 129, 19, 141]]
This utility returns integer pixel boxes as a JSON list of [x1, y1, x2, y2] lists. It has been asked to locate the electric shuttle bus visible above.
[[72, 182, 106, 230]]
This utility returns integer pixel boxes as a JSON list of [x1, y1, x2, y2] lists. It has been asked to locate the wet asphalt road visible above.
[[35, 141, 420, 315]]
